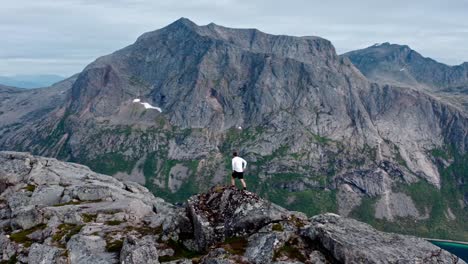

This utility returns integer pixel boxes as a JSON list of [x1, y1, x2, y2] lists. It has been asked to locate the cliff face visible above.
[[0, 151, 464, 264], [0, 19, 467, 240]]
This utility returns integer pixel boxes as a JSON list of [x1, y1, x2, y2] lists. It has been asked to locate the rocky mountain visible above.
[[0, 151, 464, 263], [342, 43, 468, 112], [0, 19, 467, 241]]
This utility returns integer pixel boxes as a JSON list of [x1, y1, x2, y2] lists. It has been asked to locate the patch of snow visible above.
[[373, 43, 381, 47], [399, 68, 405, 71], [132, 98, 162, 112], [238, 126, 242, 130]]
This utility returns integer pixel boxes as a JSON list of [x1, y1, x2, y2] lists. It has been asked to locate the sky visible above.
[[1, 0, 467, 77]]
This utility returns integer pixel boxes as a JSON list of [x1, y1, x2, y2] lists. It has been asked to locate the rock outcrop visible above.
[[0, 151, 464, 263]]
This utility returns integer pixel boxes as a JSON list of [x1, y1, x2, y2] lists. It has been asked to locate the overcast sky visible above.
[[1, 0, 467, 77]]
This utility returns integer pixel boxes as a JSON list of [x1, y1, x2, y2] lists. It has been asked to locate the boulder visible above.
[[120, 235, 159, 264], [28, 243, 64, 264], [30, 185, 65, 206], [187, 186, 289, 251], [67, 235, 116, 264], [306, 213, 465, 264]]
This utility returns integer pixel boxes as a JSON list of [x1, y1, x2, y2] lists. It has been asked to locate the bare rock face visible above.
[[0, 151, 464, 263]]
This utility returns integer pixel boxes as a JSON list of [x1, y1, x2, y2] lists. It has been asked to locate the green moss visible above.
[[105, 220, 125, 226], [81, 213, 97, 223], [311, 133, 332, 144], [9, 224, 47, 247], [52, 224, 84, 245], [271, 223, 284, 232], [22, 184, 36, 192], [105, 239, 124, 252]]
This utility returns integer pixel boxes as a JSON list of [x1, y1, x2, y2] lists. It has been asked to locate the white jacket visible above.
[[232, 156, 247, 172]]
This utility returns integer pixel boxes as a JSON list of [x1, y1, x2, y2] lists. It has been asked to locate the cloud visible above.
[[1, 0, 467, 76]]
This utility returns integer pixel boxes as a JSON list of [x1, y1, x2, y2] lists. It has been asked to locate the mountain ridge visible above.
[[342, 42, 468, 112]]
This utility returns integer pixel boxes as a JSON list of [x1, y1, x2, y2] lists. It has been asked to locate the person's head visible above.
[[233, 151, 238, 157]]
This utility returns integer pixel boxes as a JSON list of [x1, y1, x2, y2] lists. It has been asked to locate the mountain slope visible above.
[[343, 43, 468, 112], [0, 19, 467, 241]]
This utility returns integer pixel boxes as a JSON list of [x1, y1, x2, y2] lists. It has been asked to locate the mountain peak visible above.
[[170, 17, 198, 28]]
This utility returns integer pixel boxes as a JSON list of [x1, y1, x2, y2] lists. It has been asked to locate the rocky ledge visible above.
[[0, 151, 464, 264]]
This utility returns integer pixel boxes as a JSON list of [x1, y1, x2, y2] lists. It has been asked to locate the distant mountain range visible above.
[[342, 42, 468, 112], [0, 74, 65, 89], [0, 18, 467, 241]]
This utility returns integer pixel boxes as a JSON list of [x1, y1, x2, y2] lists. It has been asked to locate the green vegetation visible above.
[[311, 133, 332, 145], [146, 159, 200, 203], [143, 152, 158, 179], [271, 223, 284, 232], [10, 224, 47, 247], [22, 184, 36, 192], [267, 188, 337, 216], [81, 213, 97, 223], [351, 148, 468, 241], [52, 224, 84, 246], [105, 239, 124, 252], [431, 148, 451, 160], [349, 196, 378, 223], [105, 220, 125, 226], [0, 254, 17, 264], [86, 152, 137, 176]]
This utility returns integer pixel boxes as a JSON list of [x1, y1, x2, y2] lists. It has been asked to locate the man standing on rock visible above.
[[231, 151, 248, 190]]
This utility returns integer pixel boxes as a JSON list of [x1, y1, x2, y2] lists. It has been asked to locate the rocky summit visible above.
[[0, 151, 464, 264]]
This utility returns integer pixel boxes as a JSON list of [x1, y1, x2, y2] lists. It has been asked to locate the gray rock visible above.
[[67, 235, 116, 264], [187, 186, 289, 251], [12, 205, 42, 230], [307, 213, 466, 264], [120, 235, 159, 264], [30, 185, 65, 206], [71, 185, 113, 201], [28, 243, 63, 264], [244, 232, 291, 264]]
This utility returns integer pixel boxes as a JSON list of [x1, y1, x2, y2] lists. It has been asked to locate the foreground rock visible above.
[[0, 152, 464, 263]]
